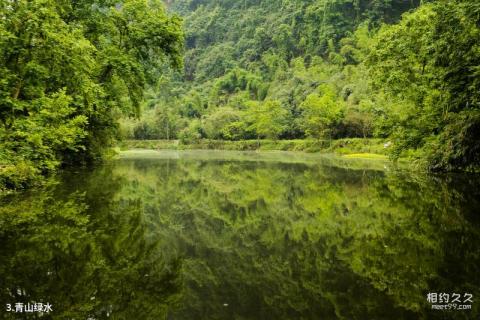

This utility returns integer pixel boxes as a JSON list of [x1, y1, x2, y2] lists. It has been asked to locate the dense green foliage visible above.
[[2, 0, 479, 191], [2, 153, 478, 318], [0, 0, 183, 189], [126, 0, 479, 171], [368, 1, 480, 170]]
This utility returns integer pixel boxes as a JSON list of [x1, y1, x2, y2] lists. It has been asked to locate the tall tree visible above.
[[368, 0, 480, 170], [0, 0, 183, 188]]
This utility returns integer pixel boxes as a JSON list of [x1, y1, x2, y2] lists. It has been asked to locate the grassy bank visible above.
[[119, 138, 389, 158]]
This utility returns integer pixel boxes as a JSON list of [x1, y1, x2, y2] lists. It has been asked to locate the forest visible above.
[[1, 0, 480, 190], [124, 0, 480, 173], [0, 2, 479, 318]]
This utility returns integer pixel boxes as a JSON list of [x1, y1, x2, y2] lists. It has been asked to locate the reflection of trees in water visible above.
[[114, 159, 479, 319], [0, 159, 478, 319], [0, 167, 182, 320]]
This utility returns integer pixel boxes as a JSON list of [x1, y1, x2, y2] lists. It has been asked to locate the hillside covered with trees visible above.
[[126, 0, 480, 172], [1, 0, 479, 191]]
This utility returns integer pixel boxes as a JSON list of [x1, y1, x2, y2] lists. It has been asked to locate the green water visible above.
[[0, 150, 479, 319]]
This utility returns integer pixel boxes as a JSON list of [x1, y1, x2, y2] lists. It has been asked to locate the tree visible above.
[[203, 107, 243, 140], [0, 0, 184, 188], [368, 0, 480, 170], [246, 100, 288, 140], [300, 85, 344, 139]]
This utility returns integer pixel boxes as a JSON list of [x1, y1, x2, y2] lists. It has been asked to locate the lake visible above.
[[0, 150, 479, 319]]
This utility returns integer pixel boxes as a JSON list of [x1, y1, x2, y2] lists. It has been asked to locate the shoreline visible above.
[[118, 138, 390, 160]]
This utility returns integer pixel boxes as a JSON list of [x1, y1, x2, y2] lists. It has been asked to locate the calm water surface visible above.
[[0, 150, 479, 319]]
